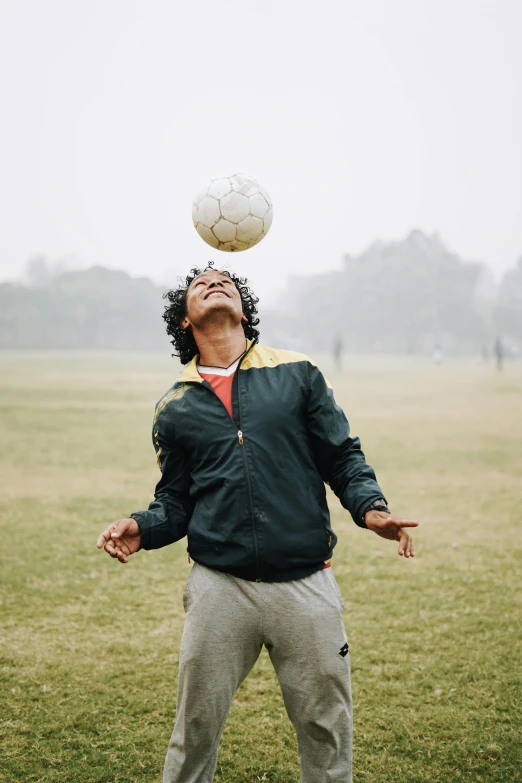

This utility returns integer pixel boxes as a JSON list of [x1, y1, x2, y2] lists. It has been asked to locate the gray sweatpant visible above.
[[163, 563, 352, 783]]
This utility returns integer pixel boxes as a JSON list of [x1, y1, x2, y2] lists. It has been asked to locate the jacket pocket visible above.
[[308, 485, 333, 550]]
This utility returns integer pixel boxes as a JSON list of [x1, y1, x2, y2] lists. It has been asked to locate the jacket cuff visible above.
[[356, 496, 389, 529], [130, 512, 152, 550]]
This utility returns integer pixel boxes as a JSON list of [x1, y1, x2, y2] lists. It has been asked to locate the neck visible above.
[[194, 321, 247, 367]]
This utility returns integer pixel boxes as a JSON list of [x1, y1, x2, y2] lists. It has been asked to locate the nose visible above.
[[208, 279, 224, 289]]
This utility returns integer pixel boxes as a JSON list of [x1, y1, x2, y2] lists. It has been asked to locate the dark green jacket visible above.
[[132, 340, 386, 582]]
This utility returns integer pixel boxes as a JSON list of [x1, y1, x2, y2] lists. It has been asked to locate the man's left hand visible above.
[[364, 510, 418, 558]]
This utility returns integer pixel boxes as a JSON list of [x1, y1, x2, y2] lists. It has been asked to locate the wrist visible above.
[[361, 498, 390, 526], [129, 513, 148, 550]]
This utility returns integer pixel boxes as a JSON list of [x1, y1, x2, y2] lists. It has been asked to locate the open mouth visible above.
[[204, 290, 229, 299]]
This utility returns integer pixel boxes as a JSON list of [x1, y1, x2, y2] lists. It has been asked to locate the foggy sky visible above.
[[0, 0, 521, 305]]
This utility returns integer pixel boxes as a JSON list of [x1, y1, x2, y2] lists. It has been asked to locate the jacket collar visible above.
[[179, 338, 257, 384]]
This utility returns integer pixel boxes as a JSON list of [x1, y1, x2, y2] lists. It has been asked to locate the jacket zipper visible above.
[[189, 341, 261, 581], [234, 361, 261, 581]]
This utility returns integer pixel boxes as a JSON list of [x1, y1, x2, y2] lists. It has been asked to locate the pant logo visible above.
[[339, 642, 349, 657]]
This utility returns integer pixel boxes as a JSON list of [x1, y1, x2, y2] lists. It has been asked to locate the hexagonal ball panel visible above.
[[230, 173, 259, 197], [220, 192, 250, 223], [196, 223, 219, 248], [197, 196, 220, 228], [263, 207, 273, 233], [219, 240, 249, 252], [248, 193, 269, 219], [208, 178, 232, 200], [259, 186, 272, 206], [213, 219, 237, 243], [236, 214, 264, 244]]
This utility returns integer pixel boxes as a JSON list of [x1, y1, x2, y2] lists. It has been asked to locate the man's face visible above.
[[182, 270, 245, 330]]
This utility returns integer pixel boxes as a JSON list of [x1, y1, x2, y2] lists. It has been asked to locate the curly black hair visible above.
[[162, 261, 260, 364]]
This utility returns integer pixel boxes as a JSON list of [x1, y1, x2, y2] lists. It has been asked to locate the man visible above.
[[494, 336, 504, 371], [332, 333, 344, 370], [97, 263, 418, 783]]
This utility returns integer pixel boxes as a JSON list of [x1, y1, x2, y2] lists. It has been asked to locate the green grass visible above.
[[0, 352, 521, 783]]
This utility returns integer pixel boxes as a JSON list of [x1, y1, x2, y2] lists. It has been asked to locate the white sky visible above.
[[0, 0, 521, 304]]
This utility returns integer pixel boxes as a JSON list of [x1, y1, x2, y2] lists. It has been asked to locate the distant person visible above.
[[433, 344, 444, 365], [333, 333, 343, 369], [96, 263, 418, 783], [494, 336, 504, 371]]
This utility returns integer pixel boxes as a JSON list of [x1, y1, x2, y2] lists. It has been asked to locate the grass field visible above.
[[0, 351, 521, 783]]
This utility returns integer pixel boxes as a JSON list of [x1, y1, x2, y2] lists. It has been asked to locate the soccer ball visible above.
[[192, 173, 273, 252]]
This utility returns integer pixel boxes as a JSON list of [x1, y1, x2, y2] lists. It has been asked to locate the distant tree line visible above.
[[265, 230, 522, 358], [0, 263, 171, 351], [0, 231, 521, 356]]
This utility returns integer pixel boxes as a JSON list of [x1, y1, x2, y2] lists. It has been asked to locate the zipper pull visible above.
[[238, 430, 244, 445]]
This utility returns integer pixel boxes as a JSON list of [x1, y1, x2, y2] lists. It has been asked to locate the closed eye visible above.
[[192, 275, 232, 289]]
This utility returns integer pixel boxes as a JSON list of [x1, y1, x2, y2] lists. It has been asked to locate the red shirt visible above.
[[198, 356, 241, 418], [199, 370, 235, 417]]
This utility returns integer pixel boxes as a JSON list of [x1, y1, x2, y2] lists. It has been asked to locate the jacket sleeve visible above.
[[130, 407, 193, 549], [306, 362, 386, 528]]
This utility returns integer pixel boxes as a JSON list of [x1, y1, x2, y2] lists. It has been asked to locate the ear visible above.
[[241, 314, 248, 324], [181, 316, 191, 330]]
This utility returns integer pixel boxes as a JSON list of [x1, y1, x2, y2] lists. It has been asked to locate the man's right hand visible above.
[[96, 518, 142, 564]]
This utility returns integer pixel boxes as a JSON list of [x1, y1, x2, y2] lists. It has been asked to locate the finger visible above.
[[110, 518, 133, 539], [117, 539, 131, 556], [96, 528, 112, 548], [109, 519, 125, 538], [407, 536, 414, 558], [398, 529, 409, 556], [386, 517, 419, 528], [98, 519, 128, 549], [105, 542, 128, 563], [104, 541, 120, 557]]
